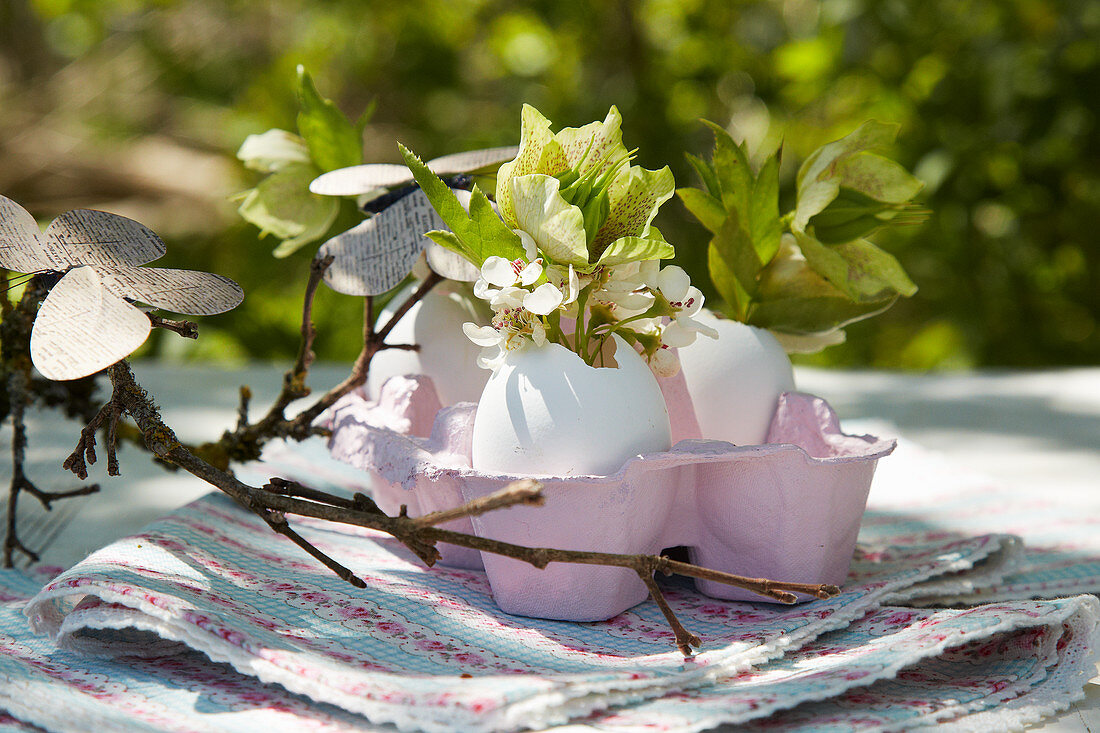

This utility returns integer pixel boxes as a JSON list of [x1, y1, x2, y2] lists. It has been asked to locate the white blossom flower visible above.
[[655, 265, 718, 348], [593, 259, 660, 315]]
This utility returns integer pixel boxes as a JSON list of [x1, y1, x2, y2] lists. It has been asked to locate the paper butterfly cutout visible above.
[[0, 196, 245, 381], [309, 147, 518, 295]]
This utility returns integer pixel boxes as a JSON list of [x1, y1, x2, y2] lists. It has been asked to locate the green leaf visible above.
[[237, 162, 338, 257], [295, 66, 362, 172], [400, 143, 524, 266], [749, 151, 781, 264], [833, 239, 918, 296], [835, 151, 924, 204], [355, 97, 378, 135], [793, 179, 840, 231], [795, 232, 917, 301], [797, 120, 899, 191], [595, 236, 674, 267], [707, 241, 748, 320], [684, 151, 721, 199], [712, 209, 762, 297], [676, 187, 725, 235], [809, 188, 895, 243], [749, 294, 896, 333], [424, 230, 472, 262], [701, 120, 752, 214]]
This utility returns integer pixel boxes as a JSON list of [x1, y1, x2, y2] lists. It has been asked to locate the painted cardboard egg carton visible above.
[[325, 375, 895, 622]]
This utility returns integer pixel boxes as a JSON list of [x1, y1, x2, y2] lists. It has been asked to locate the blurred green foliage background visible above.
[[2, 0, 1097, 369]]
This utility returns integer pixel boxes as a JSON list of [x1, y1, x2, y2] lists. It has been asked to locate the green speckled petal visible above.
[[496, 105, 568, 227], [592, 165, 675, 256]]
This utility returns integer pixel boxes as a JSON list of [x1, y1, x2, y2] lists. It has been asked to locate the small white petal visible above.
[[515, 229, 539, 261], [565, 265, 579, 304], [656, 265, 690, 302], [682, 315, 719, 340], [638, 260, 661, 289], [678, 286, 705, 316], [491, 286, 527, 310], [463, 322, 502, 347], [476, 345, 506, 371], [523, 282, 565, 315], [622, 316, 661, 335], [481, 256, 518, 287], [531, 321, 547, 346], [517, 260, 544, 286], [661, 321, 698, 348], [602, 290, 655, 311], [473, 278, 499, 301]]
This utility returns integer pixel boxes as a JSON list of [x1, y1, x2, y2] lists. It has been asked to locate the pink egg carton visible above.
[[325, 375, 895, 622]]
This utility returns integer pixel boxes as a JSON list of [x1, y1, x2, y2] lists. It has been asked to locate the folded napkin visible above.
[[5, 525, 1097, 733], [22, 489, 1016, 733], [859, 438, 1100, 604]]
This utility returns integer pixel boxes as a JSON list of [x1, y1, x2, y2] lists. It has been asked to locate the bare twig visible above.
[[6, 368, 99, 567], [290, 270, 443, 431], [148, 314, 198, 339], [642, 573, 701, 657], [413, 479, 544, 527]]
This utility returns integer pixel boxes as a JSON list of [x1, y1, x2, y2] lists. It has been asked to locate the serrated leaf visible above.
[[684, 151, 721, 199], [595, 236, 674, 267], [795, 231, 916, 301], [749, 152, 781, 264], [295, 66, 362, 172], [401, 143, 524, 266], [702, 120, 752, 214], [676, 187, 725, 235], [238, 162, 338, 257]]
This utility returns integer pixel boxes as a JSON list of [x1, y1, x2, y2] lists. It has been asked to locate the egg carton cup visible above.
[[325, 375, 895, 622]]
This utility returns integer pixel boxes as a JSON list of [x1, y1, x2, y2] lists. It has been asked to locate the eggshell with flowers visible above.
[[471, 334, 672, 476]]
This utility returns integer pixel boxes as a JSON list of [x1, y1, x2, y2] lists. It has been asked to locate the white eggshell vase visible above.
[[471, 335, 672, 477], [674, 310, 796, 446]]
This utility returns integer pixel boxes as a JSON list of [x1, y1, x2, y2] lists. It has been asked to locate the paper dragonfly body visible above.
[[0, 196, 244, 381], [309, 146, 518, 296]]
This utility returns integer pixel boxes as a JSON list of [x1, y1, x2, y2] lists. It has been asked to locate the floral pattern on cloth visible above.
[[20, 489, 1023, 733], [2, 557, 1099, 732]]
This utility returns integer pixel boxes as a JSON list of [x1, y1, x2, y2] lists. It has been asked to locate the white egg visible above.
[[366, 283, 492, 406], [676, 310, 795, 446], [471, 335, 672, 476]]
